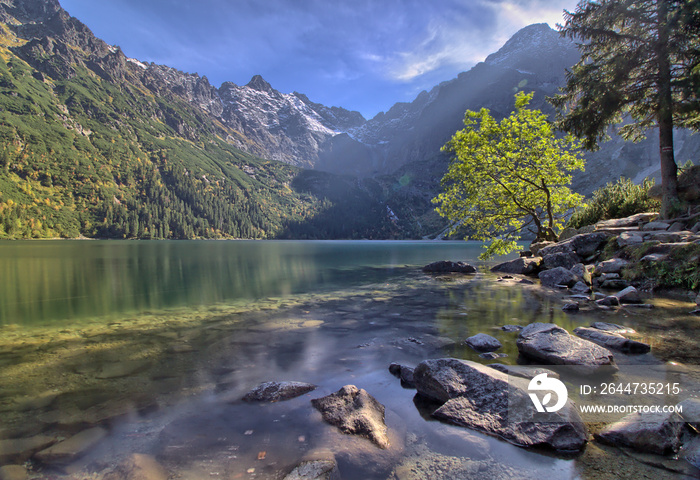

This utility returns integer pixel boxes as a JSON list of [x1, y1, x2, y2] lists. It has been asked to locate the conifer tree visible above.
[[552, 0, 700, 218]]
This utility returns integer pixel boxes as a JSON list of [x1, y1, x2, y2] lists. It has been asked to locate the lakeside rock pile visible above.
[[492, 211, 700, 311]]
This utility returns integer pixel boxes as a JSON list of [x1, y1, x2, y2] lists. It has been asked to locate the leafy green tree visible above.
[[552, 0, 700, 218], [434, 92, 585, 259]]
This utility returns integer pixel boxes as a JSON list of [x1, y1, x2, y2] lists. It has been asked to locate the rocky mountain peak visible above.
[[0, 0, 62, 24], [484, 23, 576, 71], [246, 74, 274, 93]]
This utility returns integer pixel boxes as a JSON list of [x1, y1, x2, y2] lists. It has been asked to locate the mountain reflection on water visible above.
[[0, 240, 696, 479]]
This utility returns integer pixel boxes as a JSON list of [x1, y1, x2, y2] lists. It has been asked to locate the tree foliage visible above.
[[434, 92, 585, 259], [551, 0, 700, 218]]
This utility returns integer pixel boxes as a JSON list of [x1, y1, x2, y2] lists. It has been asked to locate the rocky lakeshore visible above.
[[1, 252, 700, 479]]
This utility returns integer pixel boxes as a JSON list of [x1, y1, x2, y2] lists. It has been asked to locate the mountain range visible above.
[[0, 0, 697, 240]]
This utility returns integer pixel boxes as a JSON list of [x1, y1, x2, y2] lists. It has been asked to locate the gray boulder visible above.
[[538, 267, 578, 288], [413, 358, 587, 452], [530, 241, 555, 256], [562, 303, 579, 312], [596, 296, 621, 307], [600, 278, 630, 290], [423, 261, 477, 274], [464, 333, 502, 352], [570, 281, 591, 294], [539, 232, 609, 259], [642, 221, 670, 231], [543, 252, 579, 270], [573, 327, 650, 354], [617, 231, 644, 247], [595, 411, 685, 455], [595, 258, 629, 275], [614, 286, 642, 304], [517, 323, 617, 374], [388, 363, 415, 388], [491, 257, 542, 275], [311, 385, 389, 449], [570, 263, 593, 285], [243, 381, 317, 402]]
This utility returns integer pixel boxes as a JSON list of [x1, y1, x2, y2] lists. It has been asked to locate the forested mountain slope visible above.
[[0, 0, 395, 239]]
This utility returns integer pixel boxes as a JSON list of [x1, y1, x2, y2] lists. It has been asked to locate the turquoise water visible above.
[[0, 240, 499, 326]]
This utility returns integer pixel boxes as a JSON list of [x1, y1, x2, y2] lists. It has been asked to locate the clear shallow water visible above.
[[0, 240, 697, 479]]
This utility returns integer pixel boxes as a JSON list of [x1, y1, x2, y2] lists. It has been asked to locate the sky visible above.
[[59, 0, 579, 119]]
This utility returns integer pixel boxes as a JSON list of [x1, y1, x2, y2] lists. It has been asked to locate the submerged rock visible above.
[[102, 454, 168, 480], [0, 465, 28, 480], [464, 333, 502, 352], [500, 325, 523, 332], [413, 358, 587, 452], [590, 322, 636, 334], [311, 385, 389, 449], [422, 261, 477, 274], [283, 450, 340, 480], [34, 427, 107, 465], [242, 381, 316, 403], [517, 323, 617, 374], [595, 411, 685, 455], [0, 435, 56, 463], [573, 327, 650, 354]]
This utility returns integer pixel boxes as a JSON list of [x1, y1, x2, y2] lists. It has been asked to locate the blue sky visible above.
[[59, 0, 578, 119]]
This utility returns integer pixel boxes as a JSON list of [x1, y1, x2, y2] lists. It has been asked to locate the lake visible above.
[[0, 240, 697, 479]]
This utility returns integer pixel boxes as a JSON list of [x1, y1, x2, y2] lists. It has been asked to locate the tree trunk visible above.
[[657, 0, 680, 219]]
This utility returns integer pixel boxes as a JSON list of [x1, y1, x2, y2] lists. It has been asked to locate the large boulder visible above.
[[538, 267, 578, 288], [517, 323, 617, 374], [595, 411, 685, 455], [422, 261, 477, 274], [413, 358, 587, 452], [311, 385, 389, 449], [242, 381, 316, 402], [539, 232, 610, 260], [490, 257, 542, 275], [542, 252, 579, 270], [573, 327, 650, 354]]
